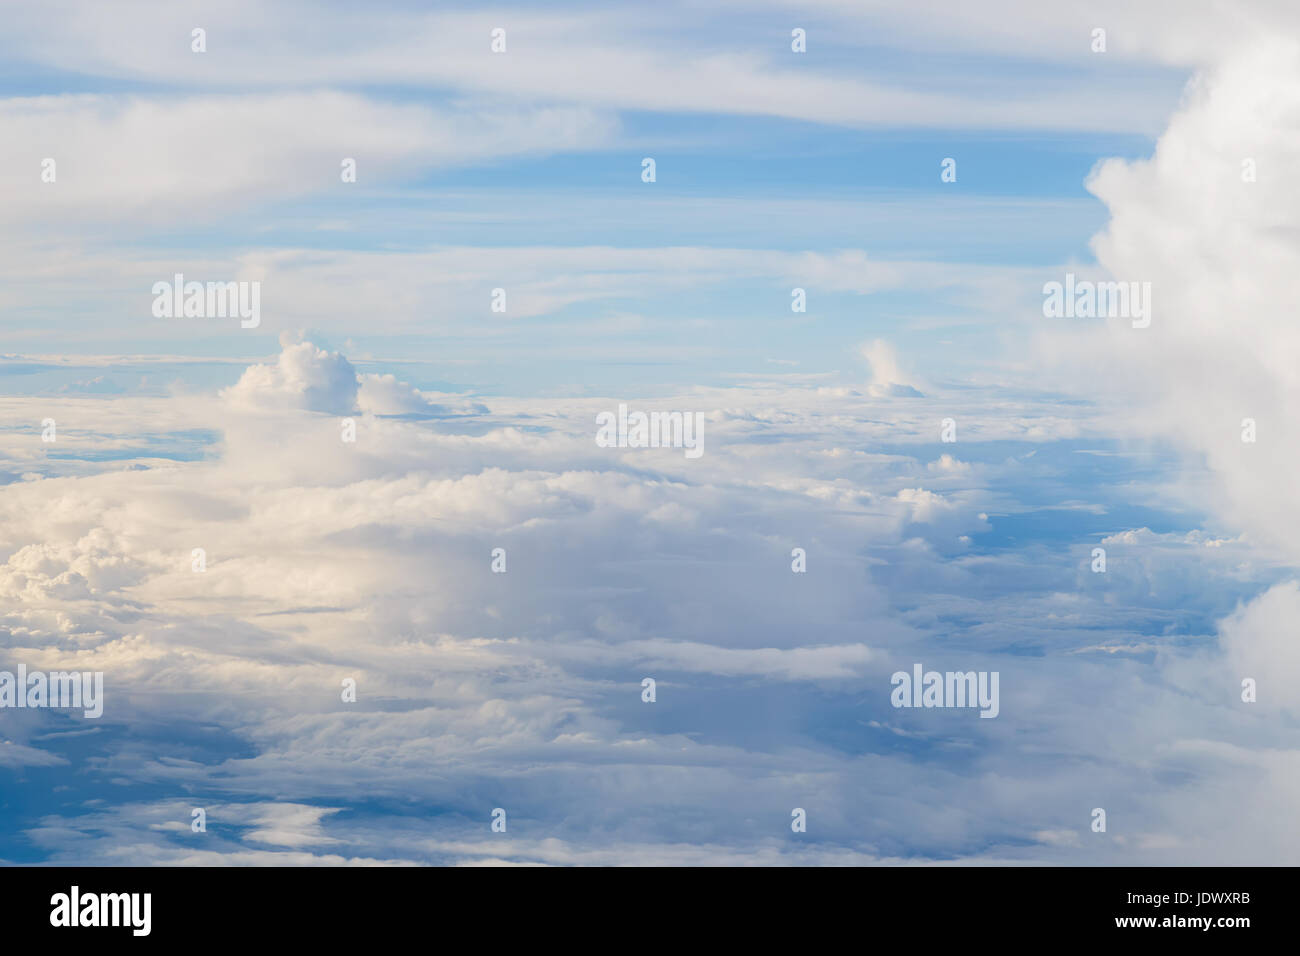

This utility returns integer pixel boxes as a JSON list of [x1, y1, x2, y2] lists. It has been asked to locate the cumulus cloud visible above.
[[862, 340, 924, 398], [1038, 32, 1300, 562], [222, 338, 359, 414]]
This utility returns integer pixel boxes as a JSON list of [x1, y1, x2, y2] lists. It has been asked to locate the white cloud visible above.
[[1218, 581, 1300, 715], [3, 334, 1298, 862], [0, 92, 614, 229], [222, 338, 358, 414], [0, 1, 1190, 133], [1036, 34, 1300, 562]]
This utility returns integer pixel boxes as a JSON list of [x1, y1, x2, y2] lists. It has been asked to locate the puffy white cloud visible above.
[[222, 338, 358, 414], [1037, 33, 1300, 562]]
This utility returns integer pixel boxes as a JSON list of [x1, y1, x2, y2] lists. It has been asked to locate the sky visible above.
[[1, 0, 1300, 865]]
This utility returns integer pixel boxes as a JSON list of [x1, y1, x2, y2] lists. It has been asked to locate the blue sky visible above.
[[2, 1, 1300, 866]]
